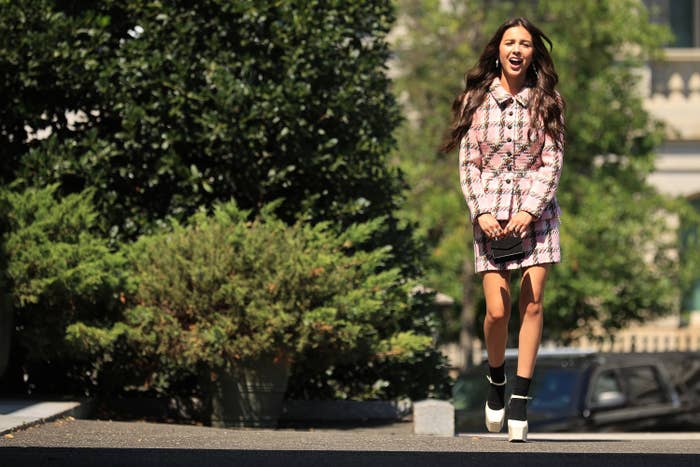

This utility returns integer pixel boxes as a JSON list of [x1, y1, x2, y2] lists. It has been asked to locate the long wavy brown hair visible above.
[[440, 17, 564, 153]]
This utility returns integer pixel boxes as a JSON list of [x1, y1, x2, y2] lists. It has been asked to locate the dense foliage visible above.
[[0, 185, 125, 392], [0, 0, 449, 400], [1, 0, 420, 273], [65, 201, 449, 399]]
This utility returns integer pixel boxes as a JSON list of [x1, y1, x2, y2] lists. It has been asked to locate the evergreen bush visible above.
[[0, 184, 125, 391], [67, 200, 449, 400]]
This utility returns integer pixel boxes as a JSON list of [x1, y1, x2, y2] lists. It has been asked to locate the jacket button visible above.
[[507, 124, 513, 129], [506, 151, 512, 156], [507, 137, 512, 142], [505, 179, 511, 184]]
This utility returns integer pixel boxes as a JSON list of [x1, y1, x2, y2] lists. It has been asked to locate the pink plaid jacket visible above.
[[459, 77, 563, 223]]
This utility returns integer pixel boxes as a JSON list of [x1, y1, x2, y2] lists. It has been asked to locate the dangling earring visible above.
[[495, 58, 500, 69]]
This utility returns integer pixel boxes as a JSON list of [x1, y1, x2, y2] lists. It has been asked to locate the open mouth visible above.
[[508, 57, 523, 68]]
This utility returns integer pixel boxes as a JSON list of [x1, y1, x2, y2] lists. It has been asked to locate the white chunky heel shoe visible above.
[[507, 395, 532, 442], [507, 419, 528, 442], [484, 375, 506, 433]]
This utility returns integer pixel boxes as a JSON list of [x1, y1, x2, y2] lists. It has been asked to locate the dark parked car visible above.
[[453, 349, 700, 432]]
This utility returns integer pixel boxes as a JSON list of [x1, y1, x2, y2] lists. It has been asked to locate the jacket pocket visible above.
[[482, 172, 495, 190], [481, 172, 497, 212], [516, 175, 532, 196]]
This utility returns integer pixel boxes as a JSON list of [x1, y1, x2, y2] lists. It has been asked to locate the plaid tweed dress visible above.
[[459, 78, 563, 273]]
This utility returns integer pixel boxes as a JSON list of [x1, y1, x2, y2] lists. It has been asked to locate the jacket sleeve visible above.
[[459, 110, 492, 223], [520, 111, 564, 218]]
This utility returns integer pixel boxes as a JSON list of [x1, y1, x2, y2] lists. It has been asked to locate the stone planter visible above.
[[280, 398, 412, 424], [0, 293, 12, 378], [206, 357, 290, 428]]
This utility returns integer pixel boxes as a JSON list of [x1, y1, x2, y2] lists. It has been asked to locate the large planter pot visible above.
[[206, 357, 290, 428], [0, 293, 12, 379]]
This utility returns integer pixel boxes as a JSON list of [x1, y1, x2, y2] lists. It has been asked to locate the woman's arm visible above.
[[520, 113, 564, 218], [459, 112, 493, 223]]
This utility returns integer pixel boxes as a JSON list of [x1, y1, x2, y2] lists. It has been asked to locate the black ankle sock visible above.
[[509, 375, 532, 421], [487, 363, 506, 410]]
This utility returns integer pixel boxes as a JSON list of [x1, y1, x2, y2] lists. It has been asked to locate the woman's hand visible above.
[[505, 211, 534, 237], [477, 213, 504, 239]]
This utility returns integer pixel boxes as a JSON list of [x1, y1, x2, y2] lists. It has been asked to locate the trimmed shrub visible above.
[[67, 200, 448, 400], [0, 184, 125, 392]]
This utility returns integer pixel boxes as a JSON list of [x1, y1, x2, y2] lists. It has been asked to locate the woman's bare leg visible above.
[[516, 265, 549, 378], [482, 270, 511, 367]]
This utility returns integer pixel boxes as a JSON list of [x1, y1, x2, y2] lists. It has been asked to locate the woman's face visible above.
[[498, 25, 534, 82]]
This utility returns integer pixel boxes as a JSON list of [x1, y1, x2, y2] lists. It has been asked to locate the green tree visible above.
[[0, 0, 451, 399], [1, 0, 420, 274], [391, 0, 699, 344]]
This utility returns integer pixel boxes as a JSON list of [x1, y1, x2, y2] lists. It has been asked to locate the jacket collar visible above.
[[489, 77, 531, 108]]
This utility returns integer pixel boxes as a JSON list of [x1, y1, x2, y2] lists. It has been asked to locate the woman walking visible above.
[[442, 17, 565, 442]]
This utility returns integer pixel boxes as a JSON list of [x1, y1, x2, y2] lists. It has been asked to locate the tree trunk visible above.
[[459, 254, 476, 371], [0, 294, 12, 378]]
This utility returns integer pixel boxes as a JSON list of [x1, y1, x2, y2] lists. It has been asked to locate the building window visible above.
[[671, 0, 695, 46], [645, 0, 700, 47]]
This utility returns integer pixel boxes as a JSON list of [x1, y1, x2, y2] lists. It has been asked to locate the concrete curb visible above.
[[0, 400, 87, 435]]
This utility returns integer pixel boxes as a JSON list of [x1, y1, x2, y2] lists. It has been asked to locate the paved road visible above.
[[1, 418, 699, 466]]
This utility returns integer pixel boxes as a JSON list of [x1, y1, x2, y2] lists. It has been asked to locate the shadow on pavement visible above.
[[0, 447, 696, 467]]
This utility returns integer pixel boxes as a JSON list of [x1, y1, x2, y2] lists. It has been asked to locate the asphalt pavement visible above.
[[1, 417, 699, 467]]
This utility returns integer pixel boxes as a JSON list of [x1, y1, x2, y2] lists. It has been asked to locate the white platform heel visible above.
[[484, 375, 506, 433], [507, 395, 532, 442]]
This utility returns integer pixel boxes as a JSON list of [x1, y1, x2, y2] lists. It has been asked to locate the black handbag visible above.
[[489, 235, 524, 263]]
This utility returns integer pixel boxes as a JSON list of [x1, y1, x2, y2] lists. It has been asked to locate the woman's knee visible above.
[[486, 306, 510, 322], [522, 301, 543, 319]]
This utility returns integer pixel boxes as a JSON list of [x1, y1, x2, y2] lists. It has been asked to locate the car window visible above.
[[591, 369, 623, 404], [620, 365, 669, 405], [530, 368, 579, 412]]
